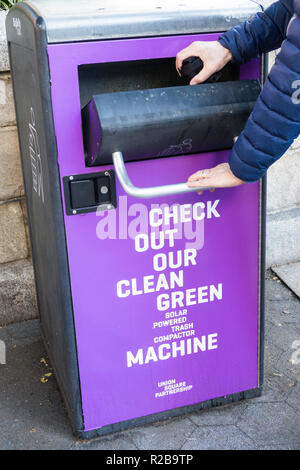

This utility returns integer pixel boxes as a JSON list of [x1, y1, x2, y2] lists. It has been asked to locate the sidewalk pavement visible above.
[[0, 270, 299, 450]]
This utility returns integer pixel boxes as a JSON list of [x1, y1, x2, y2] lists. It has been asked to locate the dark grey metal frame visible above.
[[6, 3, 84, 435]]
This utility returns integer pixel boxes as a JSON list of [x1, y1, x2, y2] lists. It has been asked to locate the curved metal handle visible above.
[[112, 152, 210, 199]]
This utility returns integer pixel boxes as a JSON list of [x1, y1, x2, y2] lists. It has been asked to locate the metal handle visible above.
[[112, 152, 210, 199]]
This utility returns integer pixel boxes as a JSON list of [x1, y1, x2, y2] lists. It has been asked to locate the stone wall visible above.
[[0, 7, 300, 325]]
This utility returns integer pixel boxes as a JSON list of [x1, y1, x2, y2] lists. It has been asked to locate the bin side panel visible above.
[[6, 6, 84, 434], [47, 35, 262, 432]]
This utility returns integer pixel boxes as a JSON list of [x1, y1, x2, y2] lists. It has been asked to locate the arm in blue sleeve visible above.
[[228, 16, 300, 182], [218, 1, 293, 64]]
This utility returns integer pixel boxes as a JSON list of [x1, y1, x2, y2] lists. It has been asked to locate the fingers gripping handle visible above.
[[180, 56, 223, 83], [112, 152, 209, 199]]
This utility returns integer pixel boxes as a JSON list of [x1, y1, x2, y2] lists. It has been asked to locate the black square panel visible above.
[[70, 179, 96, 209], [63, 171, 117, 215]]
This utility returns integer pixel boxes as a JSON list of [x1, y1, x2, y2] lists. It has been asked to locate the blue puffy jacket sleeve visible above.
[[219, 1, 292, 63], [218, 1, 300, 182]]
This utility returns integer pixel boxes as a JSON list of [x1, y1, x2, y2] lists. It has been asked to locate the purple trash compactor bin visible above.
[[6, 0, 266, 438]]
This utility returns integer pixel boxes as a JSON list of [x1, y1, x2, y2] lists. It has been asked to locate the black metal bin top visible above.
[[14, 0, 263, 43]]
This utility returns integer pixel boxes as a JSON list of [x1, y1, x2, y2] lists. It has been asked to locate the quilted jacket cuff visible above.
[[218, 35, 242, 64], [229, 147, 264, 182]]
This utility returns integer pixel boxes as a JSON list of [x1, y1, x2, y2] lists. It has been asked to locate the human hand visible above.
[[187, 163, 244, 195], [176, 41, 233, 85]]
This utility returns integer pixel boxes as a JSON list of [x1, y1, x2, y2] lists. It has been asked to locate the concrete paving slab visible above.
[[272, 262, 300, 299], [181, 425, 255, 450], [237, 402, 300, 448], [129, 417, 197, 451]]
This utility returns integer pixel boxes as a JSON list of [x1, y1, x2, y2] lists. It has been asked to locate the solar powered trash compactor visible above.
[[6, 0, 266, 438]]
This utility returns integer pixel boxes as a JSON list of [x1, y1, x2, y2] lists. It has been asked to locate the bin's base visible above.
[[74, 387, 263, 440], [40, 323, 263, 440]]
